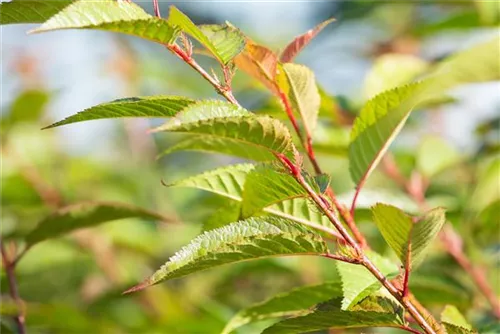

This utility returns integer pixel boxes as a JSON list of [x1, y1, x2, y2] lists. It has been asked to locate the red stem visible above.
[[382, 155, 500, 319], [152, 0, 161, 18], [1, 239, 26, 334], [167, 44, 240, 106]]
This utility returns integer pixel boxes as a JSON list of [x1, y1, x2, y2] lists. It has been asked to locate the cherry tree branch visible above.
[[275, 153, 441, 334], [276, 88, 367, 248], [382, 154, 500, 319], [161, 33, 440, 333]]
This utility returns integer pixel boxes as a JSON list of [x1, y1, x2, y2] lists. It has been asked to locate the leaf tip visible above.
[[123, 279, 151, 294]]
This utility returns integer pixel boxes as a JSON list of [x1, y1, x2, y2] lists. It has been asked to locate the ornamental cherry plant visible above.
[[1, 1, 499, 334]]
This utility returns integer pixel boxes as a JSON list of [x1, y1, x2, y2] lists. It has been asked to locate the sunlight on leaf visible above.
[[371, 204, 446, 268], [125, 216, 328, 292], [31, 0, 180, 45]]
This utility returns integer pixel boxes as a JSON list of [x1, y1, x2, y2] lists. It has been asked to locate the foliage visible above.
[[1, 1, 499, 334]]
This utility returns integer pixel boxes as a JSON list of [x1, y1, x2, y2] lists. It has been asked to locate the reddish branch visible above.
[[162, 27, 439, 333], [1, 239, 26, 334], [274, 153, 440, 334], [382, 155, 500, 319]]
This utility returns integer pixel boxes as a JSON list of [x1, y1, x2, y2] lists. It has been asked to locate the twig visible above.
[[162, 39, 440, 333], [275, 153, 441, 334], [381, 154, 500, 319], [152, 0, 161, 18], [276, 88, 367, 248], [1, 238, 26, 334], [166, 44, 241, 107]]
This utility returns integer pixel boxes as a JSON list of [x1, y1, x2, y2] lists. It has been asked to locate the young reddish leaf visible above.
[[234, 42, 280, 95], [280, 18, 335, 63]]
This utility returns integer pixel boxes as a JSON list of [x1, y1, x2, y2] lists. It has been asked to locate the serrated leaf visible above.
[[441, 305, 476, 334], [282, 63, 321, 135], [372, 204, 446, 268], [262, 296, 404, 334], [242, 164, 306, 218], [158, 136, 276, 161], [153, 100, 250, 131], [234, 42, 280, 95], [349, 36, 500, 200], [168, 163, 255, 201], [0, 0, 73, 25], [154, 113, 295, 156], [197, 24, 246, 64], [280, 18, 335, 63], [25, 202, 168, 247], [31, 0, 180, 45], [44, 96, 195, 129], [417, 136, 461, 178], [169, 164, 336, 235], [336, 251, 398, 309], [125, 216, 328, 292], [223, 280, 343, 334], [168, 7, 245, 64]]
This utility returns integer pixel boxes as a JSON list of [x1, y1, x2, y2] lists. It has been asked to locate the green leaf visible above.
[[198, 24, 246, 64], [371, 204, 446, 268], [417, 136, 461, 178], [364, 53, 428, 99], [0, 321, 14, 334], [280, 18, 335, 63], [25, 202, 169, 247], [262, 296, 404, 334], [282, 63, 321, 135], [158, 136, 276, 161], [44, 96, 195, 129], [242, 164, 306, 218], [313, 174, 331, 194], [3, 89, 50, 129], [441, 305, 476, 334], [168, 163, 254, 201], [154, 100, 250, 130], [203, 201, 242, 232], [223, 281, 343, 334], [0, 0, 73, 25], [349, 82, 424, 190], [349, 36, 500, 197], [336, 251, 398, 309], [31, 0, 179, 45], [169, 164, 337, 235], [441, 305, 473, 330], [153, 112, 294, 157], [125, 216, 328, 292], [168, 7, 245, 64]]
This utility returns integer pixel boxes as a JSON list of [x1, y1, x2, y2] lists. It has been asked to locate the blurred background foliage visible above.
[[1, 1, 499, 333]]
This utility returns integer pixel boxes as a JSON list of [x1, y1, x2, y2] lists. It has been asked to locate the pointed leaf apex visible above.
[[123, 279, 152, 294]]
